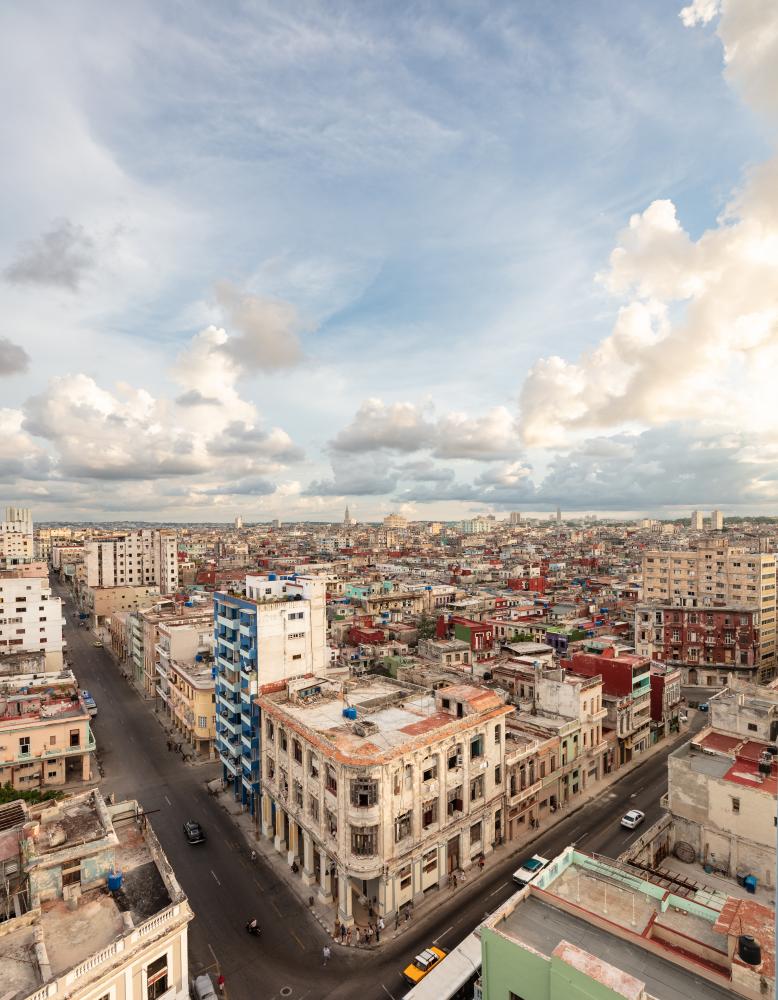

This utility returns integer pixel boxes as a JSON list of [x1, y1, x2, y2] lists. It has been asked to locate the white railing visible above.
[[64, 940, 122, 984]]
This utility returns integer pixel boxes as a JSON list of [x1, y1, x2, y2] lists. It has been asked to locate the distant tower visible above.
[[710, 509, 724, 531], [556, 506, 562, 523], [344, 505, 352, 527], [234, 515, 243, 530], [690, 510, 704, 530]]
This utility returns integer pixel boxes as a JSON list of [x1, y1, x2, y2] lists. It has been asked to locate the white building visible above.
[[85, 529, 179, 594], [0, 506, 34, 568], [690, 510, 705, 530], [0, 572, 66, 671], [257, 677, 511, 926]]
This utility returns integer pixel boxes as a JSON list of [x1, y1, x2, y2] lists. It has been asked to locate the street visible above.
[[56, 577, 699, 1000]]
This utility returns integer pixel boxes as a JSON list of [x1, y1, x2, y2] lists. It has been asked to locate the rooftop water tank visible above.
[[107, 871, 123, 892], [342, 707, 357, 720], [738, 935, 761, 965]]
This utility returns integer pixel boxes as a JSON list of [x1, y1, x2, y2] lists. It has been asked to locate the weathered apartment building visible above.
[[635, 601, 761, 686], [84, 529, 179, 594], [0, 669, 95, 790], [0, 571, 66, 671], [642, 539, 776, 678], [0, 790, 192, 1000], [257, 676, 511, 925]]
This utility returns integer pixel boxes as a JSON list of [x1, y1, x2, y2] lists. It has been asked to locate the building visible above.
[[649, 661, 682, 740], [509, 512, 522, 525], [0, 789, 192, 1000], [0, 669, 95, 788], [234, 515, 243, 530], [690, 510, 705, 530], [635, 602, 761, 686], [86, 584, 160, 632], [0, 571, 66, 671], [478, 846, 774, 999], [154, 609, 215, 757], [130, 600, 211, 699], [0, 506, 34, 568], [666, 687, 778, 888], [641, 540, 776, 678], [712, 509, 724, 530], [383, 513, 407, 530], [564, 649, 652, 765], [84, 529, 179, 594], [256, 676, 511, 926], [214, 574, 328, 816]]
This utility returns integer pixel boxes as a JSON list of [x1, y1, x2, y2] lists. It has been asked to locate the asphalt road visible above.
[[55, 578, 702, 1000]]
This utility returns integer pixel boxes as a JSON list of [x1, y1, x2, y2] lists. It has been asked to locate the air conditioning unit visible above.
[[480, 760, 489, 770]]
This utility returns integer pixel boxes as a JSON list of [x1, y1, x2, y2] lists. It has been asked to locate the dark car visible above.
[[183, 820, 206, 844]]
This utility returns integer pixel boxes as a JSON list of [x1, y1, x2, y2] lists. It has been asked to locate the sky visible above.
[[1, 0, 777, 523]]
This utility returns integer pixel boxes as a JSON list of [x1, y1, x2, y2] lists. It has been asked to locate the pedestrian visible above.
[[334, 917, 340, 939], [217, 974, 225, 994], [478, 854, 485, 871], [340, 922, 347, 943], [376, 917, 384, 943], [355, 926, 361, 945], [366, 924, 373, 944], [322, 945, 331, 966], [394, 911, 400, 931], [346, 927, 352, 946], [405, 906, 411, 923]]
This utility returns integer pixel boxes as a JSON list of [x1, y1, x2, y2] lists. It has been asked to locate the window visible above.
[[350, 778, 378, 807], [399, 864, 412, 890], [447, 745, 462, 770], [732, 797, 740, 814], [294, 780, 303, 808], [422, 760, 438, 783], [198, 716, 207, 729], [293, 739, 303, 764], [470, 775, 484, 801], [266, 719, 275, 740], [447, 787, 463, 816], [62, 861, 80, 887], [308, 794, 320, 822], [423, 848, 438, 873], [494, 764, 502, 784], [494, 724, 501, 744], [146, 955, 168, 1000], [469, 821, 482, 847], [280, 730, 288, 752], [325, 807, 338, 837], [49, 734, 56, 745], [747, 723, 758, 732], [422, 799, 438, 829], [18, 736, 30, 756], [325, 765, 337, 795], [292, 653, 302, 660], [395, 810, 412, 842], [470, 735, 484, 760], [350, 825, 378, 856], [308, 752, 319, 779]]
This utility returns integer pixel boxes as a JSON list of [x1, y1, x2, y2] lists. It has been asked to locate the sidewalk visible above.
[[215, 718, 695, 952]]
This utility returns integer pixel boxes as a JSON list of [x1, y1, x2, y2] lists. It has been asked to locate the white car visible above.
[[512, 854, 550, 887], [620, 809, 645, 829]]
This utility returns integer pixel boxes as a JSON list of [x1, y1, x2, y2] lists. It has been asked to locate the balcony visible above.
[[508, 779, 542, 805], [220, 670, 239, 694], [155, 684, 170, 704], [240, 622, 258, 638], [220, 752, 239, 776]]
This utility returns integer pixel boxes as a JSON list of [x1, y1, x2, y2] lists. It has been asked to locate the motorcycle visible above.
[[246, 921, 261, 937]]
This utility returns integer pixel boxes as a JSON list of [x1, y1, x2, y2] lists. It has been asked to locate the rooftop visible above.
[[259, 675, 508, 763]]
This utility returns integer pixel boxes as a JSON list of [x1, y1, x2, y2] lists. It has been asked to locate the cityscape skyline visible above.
[[1, 2, 777, 522]]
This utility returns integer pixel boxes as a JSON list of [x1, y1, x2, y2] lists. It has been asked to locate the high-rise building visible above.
[[690, 510, 705, 530], [509, 511, 522, 525], [214, 574, 327, 816], [642, 539, 777, 679], [84, 529, 179, 594], [711, 509, 724, 530], [0, 506, 34, 568], [0, 571, 66, 671], [555, 507, 562, 523], [234, 514, 243, 530]]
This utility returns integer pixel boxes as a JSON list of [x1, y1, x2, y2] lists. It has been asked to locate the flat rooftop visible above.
[[261, 676, 506, 762], [500, 895, 735, 1000]]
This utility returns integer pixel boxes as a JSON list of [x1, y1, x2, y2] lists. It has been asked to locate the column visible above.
[[274, 806, 286, 852], [302, 831, 315, 886], [261, 794, 272, 839], [318, 851, 332, 902], [82, 754, 90, 781], [287, 823, 298, 867], [337, 871, 354, 927]]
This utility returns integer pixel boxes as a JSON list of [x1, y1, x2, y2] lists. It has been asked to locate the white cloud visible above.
[[215, 281, 305, 373], [518, 2, 778, 451]]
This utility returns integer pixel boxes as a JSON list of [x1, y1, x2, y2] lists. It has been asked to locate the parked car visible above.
[[183, 820, 206, 844], [620, 809, 645, 829], [92, 640, 103, 648], [402, 946, 447, 986], [80, 690, 97, 717], [512, 854, 551, 887], [698, 702, 709, 712]]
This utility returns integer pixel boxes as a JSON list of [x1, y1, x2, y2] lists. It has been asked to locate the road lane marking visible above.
[[290, 929, 306, 950], [270, 898, 283, 917], [210, 870, 221, 886], [380, 986, 397, 1000], [164, 795, 172, 806], [488, 882, 509, 897]]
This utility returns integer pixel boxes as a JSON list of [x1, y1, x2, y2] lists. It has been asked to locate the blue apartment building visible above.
[[214, 591, 261, 816]]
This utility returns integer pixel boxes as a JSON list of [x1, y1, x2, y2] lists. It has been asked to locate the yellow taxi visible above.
[[402, 945, 447, 986]]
